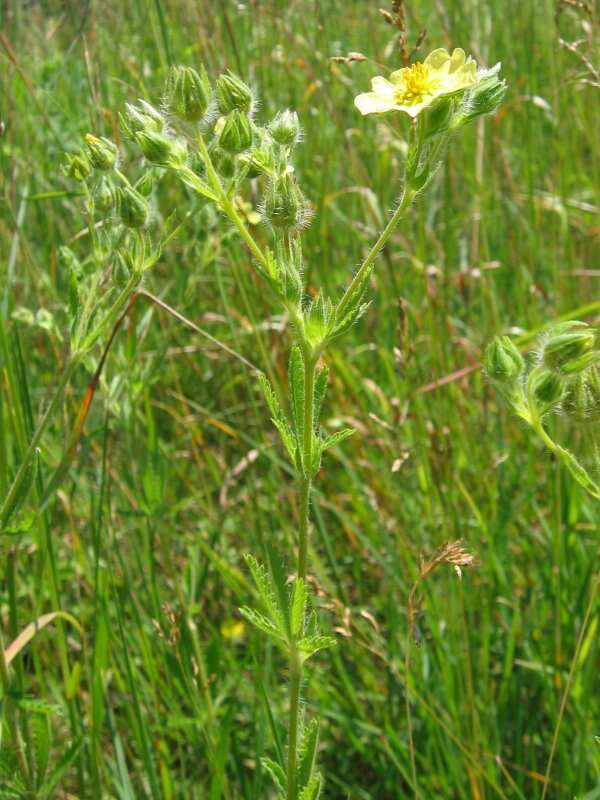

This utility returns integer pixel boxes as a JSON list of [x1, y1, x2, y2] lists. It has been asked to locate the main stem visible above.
[[287, 352, 316, 799]]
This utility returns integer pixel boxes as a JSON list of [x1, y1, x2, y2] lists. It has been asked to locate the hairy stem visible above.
[[287, 651, 302, 800]]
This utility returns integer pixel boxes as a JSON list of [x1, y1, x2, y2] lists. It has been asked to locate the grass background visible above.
[[1, 0, 599, 797]]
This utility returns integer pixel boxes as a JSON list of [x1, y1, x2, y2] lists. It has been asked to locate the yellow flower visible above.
[[355, 48, 478, 119]]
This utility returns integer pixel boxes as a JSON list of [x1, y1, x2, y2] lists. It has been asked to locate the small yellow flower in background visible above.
[[221, 618, 246, 640], [355, 48, 478, 119]]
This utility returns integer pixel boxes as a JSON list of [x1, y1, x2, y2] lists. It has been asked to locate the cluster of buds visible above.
[[485, 321, 600, 426]]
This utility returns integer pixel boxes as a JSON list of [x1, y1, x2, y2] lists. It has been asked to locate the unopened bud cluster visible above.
[[485, 321, 600, 426]]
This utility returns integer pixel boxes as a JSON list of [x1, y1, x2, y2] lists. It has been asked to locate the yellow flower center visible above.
[[393, 62, 441, 106]]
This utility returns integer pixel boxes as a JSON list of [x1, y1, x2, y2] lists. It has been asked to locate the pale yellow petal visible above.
[[424, 48, 451, 71], [354, 92, 397, 115], [371, 76, 395, 94], [449, 48, 466, 72]]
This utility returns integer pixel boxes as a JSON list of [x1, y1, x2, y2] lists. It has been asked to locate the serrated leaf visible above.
[[313, 366, 329, 423], [289, 346, 306, 441], [321, 428, 356, 452], [178, 168, 219, 202], [298, 719, 319, 792], [299, 772, 322, 800], [13, 696, 62, 716], [258, 372, 283, 422], [309, 433, 322, 478], [297, 635, 337, 662], [556, 445, 600, 499], [239, 606, 285, 643], [272, 417, 297, 463], [261, 757, 286, 795], [290, 578, 307, 639], [243, 555, 288, 637], [268, 549, 292, 639]]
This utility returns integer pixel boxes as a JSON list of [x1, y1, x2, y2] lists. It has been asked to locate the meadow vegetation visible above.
[[0, 1, 599, 797]]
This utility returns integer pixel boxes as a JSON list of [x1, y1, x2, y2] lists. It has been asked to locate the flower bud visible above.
[[135, 170, 157, 197], [484, 336, 524, 384], [122, 100, 165, 137], [118, 185, 149, 229], [531, 368, 565, 416], [166, 65, 212, 122], [453, 66, 507, 128], [262, 172, 309, 231], [268, 109, 301, 147], [94, 175, 117, 213], [562, 369, 600, 425], [64, 151, 92, 182], [214, 150, 236, 178], [542, 321, 599, 377], [135, 131, 187, 168], [216, 70, 253, 114], [218, 111, 253, 154], [84, 134, 118, 171]]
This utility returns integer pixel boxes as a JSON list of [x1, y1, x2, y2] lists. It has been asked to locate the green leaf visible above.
[[297, 719, 319, 793], [290, 578, 307, 639], [261, 757, 286, 795], [268, 549, 292, 639], [258, 372, 283, 421], [272, 417, 298, 463], [321, 427, 355, 452], [297, 634, 337, 662], [239, 606, 286, 644], [299, 773, 322, 800], [556, 445, 600, 499], [259, 373, 297, 463], [289, 345, 306, 441], [313, 365, 329, 424], [244, 554, 287, 637]]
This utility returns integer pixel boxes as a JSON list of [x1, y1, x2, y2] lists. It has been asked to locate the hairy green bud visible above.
[[562, 369, 600, 425], [135, 131, 187, 168], [94, 176, 117, 213], [268, 109, 301, 147], [84, 134, 118, 171], [216, 70, 253, 114], [218, 111, 253, 154], [166, 65, 212, 122], [484, 336, 524, 384], [64, 151, 92, 182], [542, 321, 599, 377], [453, 66, 507, 128], [239, 146, 275, 178], [531, 368, 565, 416], [262, 172, 310, 231], [122, 100, 165, 137], [118, 185, 149, 229], [214, 149, 236, 178]]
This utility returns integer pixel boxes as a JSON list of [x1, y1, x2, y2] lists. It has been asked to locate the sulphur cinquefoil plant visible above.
[[1, 49, 505, 798], [485, 322, 600, 499]]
